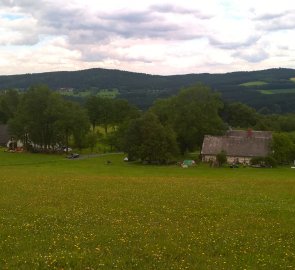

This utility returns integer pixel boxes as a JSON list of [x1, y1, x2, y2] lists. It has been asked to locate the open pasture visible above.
[[0, 152, 294, 269], [259, 89, 295, 95], [239, 81, 268, 87]]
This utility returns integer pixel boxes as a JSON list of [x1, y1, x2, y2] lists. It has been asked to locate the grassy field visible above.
[[239, 81, 268, 87], [96, 89, 119, 99], [259, 89, 295, 95], [60, 89, 119, 99], [0, 152, 294, 269]]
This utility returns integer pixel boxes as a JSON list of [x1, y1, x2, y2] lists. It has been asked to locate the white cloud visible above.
[[0, 0, 295, 75], [0, 13, 39, 45]]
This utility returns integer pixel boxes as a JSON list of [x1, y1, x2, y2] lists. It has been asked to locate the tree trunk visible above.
[[65, 129, 69, 154]]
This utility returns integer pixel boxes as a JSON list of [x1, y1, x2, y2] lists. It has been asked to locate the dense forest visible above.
[[0, 68, 295, 112]]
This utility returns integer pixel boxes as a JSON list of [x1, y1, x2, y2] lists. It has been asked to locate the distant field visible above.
[[290, 77, 295, 82], [60, 90, 91, 97], [0, 152, 294, 269], [60, 89, 119, 99], [96, 89, 119, 99], [259, 89, 295, 94], [240, 81, 268, 87]]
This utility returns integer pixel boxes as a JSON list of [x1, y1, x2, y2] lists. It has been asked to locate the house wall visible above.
[[202, 155, 216, 162], [7, 139, 23, 149], [202, 155, 252, 164], [226, 156, 251, 164]]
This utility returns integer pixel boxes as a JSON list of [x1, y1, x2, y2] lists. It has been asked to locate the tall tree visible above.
[[9, 85, 62, 149], [85, 96, 140, 133], [85, 96, 113, 133], [151, 84, 226, 153], [9, 85, 90, 151], [271, 133, 295, 164], [55, 101, 90, 152], [0, 89, 19, 124], [112, 99, 140, 126], [85, 96, 98, 131], [123, 112, 179, 163], [221, 102, 258, 128]]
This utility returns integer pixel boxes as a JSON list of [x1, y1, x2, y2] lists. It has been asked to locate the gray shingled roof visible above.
[[0, 124, 10, 146], [201, 131, 272, 157]]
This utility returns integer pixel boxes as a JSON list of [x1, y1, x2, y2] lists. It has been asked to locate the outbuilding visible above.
[[201, 130, 272, 164]]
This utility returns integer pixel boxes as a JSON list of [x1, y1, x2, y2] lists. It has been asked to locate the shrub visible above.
[[216, 150, 227, 167], [264, 156, 277, 167], [250, 156, 277, 167], [250, 156, 264, 165]]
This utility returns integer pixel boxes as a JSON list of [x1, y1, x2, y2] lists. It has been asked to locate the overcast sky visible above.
[[1, 0, 295, 75]]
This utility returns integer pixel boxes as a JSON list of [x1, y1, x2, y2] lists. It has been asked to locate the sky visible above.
[[0, 0, 295, 75]]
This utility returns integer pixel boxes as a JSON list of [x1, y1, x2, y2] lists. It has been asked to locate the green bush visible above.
[[264, 156, 277, 167], [216, 150, 227, 167], [250, 157, 264, 165], [250, 156, 277, 167]]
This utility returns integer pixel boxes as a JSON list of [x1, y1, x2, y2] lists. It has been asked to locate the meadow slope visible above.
[[0, 152, 294, 269]]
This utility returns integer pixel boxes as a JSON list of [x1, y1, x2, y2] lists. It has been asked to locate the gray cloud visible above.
[[255, 12, 286, 21], [150, 4, 212, 19], [0, 0, 42, 9], [11, 32, 39, 46], [79, 45, 158, 64], [233, 49, 269, 63], [30, 3, 207, 45], [208, 35, 260, 50], [0, 0, 11, 6], [100, 10, 153, 23], [1, 0, 271, 68], [261, 21, 295, 31], [254, 10, 295, 31], [1, 0, 209, 42]]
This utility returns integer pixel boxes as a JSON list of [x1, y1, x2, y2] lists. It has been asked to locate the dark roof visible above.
[[201, 130, 272, 157], [0, 124, 10, 146]]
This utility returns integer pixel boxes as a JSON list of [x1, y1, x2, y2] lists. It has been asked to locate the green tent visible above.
[[182, 160, 195, 166]]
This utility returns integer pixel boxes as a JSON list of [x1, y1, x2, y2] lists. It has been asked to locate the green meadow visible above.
[[239, 81, 268, 87], [0, 151, 294, 269], [259, 89, 295, 95], [60, 89, 119, 99]]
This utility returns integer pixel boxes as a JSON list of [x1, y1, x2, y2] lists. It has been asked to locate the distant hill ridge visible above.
[[1, 67, 295, 112]]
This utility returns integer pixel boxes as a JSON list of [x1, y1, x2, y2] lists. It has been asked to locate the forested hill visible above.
[[1, 67, 295, 113]]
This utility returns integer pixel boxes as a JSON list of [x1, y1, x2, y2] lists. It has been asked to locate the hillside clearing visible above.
[[239, 81, 268, 87], [259, 89, 295, 94]]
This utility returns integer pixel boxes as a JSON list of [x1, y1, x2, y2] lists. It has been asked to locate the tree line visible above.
[[1, 84, 295, 164], [0, 86, 138, 152], [1, 67, 295, 112]]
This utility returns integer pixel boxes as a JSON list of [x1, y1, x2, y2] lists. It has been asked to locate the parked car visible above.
[[67, 153, 79, 159]]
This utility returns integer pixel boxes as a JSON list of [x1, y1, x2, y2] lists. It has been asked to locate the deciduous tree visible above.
[[151, 84, 226, 153], [9, 85, 90, 151], [123, 112, 179, 163]]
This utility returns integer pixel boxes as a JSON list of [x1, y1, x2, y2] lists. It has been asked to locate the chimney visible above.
[[247, 128, 253, 138]]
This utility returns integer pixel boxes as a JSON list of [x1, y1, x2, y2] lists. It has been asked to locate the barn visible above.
[[201, 130, 272, 164]]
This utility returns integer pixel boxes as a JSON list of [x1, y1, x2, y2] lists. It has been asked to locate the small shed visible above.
[[201, 130, 272, 164]]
